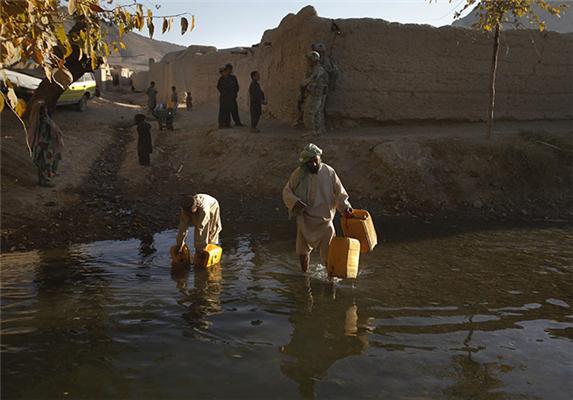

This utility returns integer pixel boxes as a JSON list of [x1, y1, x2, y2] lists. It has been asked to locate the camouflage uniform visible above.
[[312, 43, 339, 92], [301, 60, 329, 135]]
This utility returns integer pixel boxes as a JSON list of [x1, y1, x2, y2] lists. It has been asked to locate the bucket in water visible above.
[[327, 237, 360, 279], [170, 244, 191, 267], [342, 209, 378, 253], [195, 244, 223, 268]]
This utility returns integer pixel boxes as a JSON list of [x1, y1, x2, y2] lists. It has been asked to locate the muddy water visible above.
[[1, 221, 572, 399]]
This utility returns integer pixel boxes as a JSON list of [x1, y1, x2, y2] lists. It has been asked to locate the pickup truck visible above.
[[1, 69, 97, 111]]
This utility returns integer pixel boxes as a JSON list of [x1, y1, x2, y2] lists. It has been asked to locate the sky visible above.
[[132, 0, 471, 49]]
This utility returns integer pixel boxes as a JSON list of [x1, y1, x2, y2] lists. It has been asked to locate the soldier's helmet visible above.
[[312, 43, 326, 53], [306, 51, 321, 62]]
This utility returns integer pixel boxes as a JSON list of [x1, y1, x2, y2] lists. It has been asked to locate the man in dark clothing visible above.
[[217, 67, 233, 129], [135, 114, 152, 166], [226, 64, 243, 127], [249, 71, 266, 132], [146, 81, 157, 113]]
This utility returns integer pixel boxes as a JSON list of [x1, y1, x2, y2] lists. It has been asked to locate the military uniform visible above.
[[301, 63, 329, 135]]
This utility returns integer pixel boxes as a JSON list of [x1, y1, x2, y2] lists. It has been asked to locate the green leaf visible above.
[[54, 23, 67, 45], [91, 50, 98, 71]]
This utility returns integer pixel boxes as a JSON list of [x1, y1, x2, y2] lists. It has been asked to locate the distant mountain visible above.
[[63, 13, 185, 71], [452, 1, 572, 33], [101, 24, 185, 71]]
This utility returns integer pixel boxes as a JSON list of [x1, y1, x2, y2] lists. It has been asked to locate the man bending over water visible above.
[[176, 194, 222, 265]]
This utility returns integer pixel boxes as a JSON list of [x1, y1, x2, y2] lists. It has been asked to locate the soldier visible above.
[[300, 51, 328, 137], [312, 42, 339, 131], [312, 42, 339, 92]]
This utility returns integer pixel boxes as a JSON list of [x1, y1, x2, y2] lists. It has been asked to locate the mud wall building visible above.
[[133, 6, 573, 124]]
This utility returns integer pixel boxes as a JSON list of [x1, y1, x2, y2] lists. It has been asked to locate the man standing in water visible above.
[[176, 194, 222, 265], [282, 144, 352, 272]]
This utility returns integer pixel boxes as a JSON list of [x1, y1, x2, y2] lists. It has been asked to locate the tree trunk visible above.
[[486, 24, 501, 140], [27, 44, 94, 115]]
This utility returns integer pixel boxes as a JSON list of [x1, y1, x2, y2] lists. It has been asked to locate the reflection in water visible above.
[[445, 315, 504, 400], [171, 264, 190, 291], [280, 277, 370, 399], [1, 223, 572, 399], [138, 233, 156, 257], [2, 246, 118, 398], [178, 264, 223, 331]]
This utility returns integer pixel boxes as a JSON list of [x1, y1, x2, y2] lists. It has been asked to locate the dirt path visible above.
[[2, 92, 572, 252]]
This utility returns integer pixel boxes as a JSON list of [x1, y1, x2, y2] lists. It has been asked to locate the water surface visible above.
[[2, 221, 572, 399]]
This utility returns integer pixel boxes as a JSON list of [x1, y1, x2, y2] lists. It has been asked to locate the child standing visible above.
[[248, 71, 266, 133], [169, 86, 178, 116], [185, 91, 193, 111], [135, 114, 152, 166]]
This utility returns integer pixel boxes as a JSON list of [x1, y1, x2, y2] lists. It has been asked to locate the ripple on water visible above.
[[1, 224, 573, 399]]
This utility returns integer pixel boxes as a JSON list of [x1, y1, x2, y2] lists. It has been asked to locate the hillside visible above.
[[452, 1, 572, 33], [102, 24, 186, 70], [54, 5, 186, 71]]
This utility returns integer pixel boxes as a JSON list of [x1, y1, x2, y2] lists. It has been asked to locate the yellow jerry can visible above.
[[195, 244, 223, 268], [170, 244, 191, 267], [342, 209, 378, 253], [327, 237, 360, 279]]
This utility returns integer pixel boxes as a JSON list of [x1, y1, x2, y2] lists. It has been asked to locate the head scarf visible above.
[[27, 100, 64, 155], [290, 144, 323, 217], [298, 143, 322, 166]]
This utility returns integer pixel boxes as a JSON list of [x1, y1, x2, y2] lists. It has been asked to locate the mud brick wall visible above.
[[134, 6, 573, 124]]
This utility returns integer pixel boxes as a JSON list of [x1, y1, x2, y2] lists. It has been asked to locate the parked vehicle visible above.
[[0, 69, 97, 111]]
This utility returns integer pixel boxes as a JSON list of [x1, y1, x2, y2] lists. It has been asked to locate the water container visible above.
[[342, 209, 378, 253], [170, 244, 191, 267], [327, 237, 360, 279], [195, 244, 223, 268]]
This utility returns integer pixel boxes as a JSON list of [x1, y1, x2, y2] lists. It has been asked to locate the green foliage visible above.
[[430, 0, 566, 139], [440, 0, 565, 31], [0, 0, 194, 112]]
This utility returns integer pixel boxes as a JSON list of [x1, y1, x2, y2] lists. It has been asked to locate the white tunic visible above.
[[176, 194, 222, 250], [282, 163, 351, 259]]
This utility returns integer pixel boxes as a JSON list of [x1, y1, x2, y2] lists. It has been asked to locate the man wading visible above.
[[176, 194, 222, 265], [282, 144, 352, 272]]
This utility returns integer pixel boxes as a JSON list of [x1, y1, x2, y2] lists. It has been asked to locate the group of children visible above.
[[136, 69, 266, 167]]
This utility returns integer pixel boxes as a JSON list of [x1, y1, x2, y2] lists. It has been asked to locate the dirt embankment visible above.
[[1, 92, 572, 252], [126, 109, 572, 220]]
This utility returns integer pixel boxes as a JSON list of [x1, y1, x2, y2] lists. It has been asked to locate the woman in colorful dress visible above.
[[27, 101, 64, 187]]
